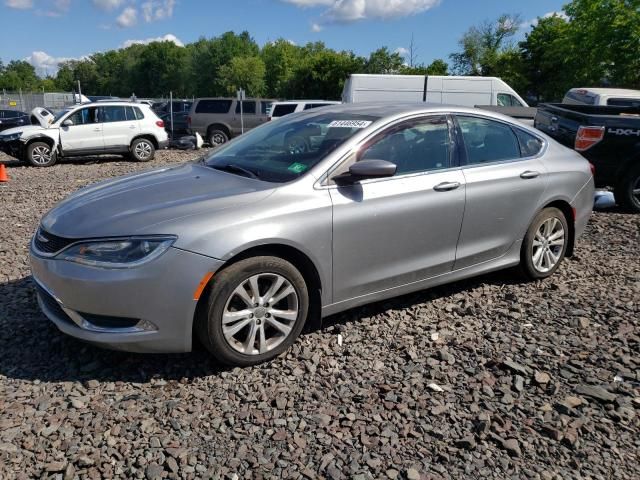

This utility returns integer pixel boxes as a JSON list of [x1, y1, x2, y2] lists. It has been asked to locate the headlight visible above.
[[58, 236, 176, 268], [0, 132, 22, 141]]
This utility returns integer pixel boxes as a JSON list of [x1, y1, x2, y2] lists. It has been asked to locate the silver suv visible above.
[[187, 98, 275, 146]]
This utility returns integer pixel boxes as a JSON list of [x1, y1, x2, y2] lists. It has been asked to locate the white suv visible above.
[[269, 100, 341, 120], [0, 102, 169, 167]]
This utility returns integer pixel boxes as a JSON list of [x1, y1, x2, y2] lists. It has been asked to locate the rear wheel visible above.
[[26, 142, 57, 167], [520, 207, 569, 280], [208, 129, 229, 147], [130, 138, 155, 162], [614, 165, 640, 213], [196, 256, 309, 366]]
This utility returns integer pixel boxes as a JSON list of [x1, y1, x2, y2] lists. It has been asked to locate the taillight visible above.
[[575, 126, 605, 151], [156, 120, 164, 128], [589, 162, 596, 176]]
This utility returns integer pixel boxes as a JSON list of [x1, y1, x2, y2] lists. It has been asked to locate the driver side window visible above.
[[359, 116, 451, 175], [67, 107, 99, 126]]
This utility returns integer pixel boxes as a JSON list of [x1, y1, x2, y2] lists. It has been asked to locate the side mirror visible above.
[[62, 119, 74, 127], [333, 159, 397, 184]]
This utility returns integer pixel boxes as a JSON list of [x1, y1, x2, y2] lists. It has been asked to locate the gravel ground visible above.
[[0, 150, 638, 480]]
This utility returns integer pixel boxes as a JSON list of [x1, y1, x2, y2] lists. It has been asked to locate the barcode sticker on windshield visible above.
[[328, 120, 372, 129]]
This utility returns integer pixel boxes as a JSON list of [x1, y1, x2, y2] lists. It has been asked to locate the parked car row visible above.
[[0, 109, 31, 132]]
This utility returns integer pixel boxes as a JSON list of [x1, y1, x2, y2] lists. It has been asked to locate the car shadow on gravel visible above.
[[0, 267, 528, 384], [2, 155, 133, 168]]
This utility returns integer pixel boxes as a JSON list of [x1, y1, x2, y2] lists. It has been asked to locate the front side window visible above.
[[457, 116, 520, 165], [304, 103, 332, 110], [497, 93, 524, 107], [235, 101, 257, 114], [67, 107, 100, 126], [205, 112, 380, 183], [359, 116, 451, 175], [195, 100, 232, 114]]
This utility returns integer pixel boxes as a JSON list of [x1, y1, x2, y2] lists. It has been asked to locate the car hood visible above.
[[0, 125, 47, 137], [41, 162, 277, 238]]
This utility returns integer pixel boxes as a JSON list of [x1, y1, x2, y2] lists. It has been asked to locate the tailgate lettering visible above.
[[607, 128, 640, 136]]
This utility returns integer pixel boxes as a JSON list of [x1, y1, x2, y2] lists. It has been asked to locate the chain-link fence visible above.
[[0, 91, 78, 113]]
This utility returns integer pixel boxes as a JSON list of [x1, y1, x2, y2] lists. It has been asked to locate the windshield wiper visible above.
[[212, 164, 260, 179]]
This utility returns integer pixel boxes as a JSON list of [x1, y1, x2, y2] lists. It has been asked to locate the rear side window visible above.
[[457, 116, 520, 165], [100, 106, 127, 123], [195, 100, 232, 114], [235, 101, 257, 114], [607, 98, 640, 107], [515, 129, 543, 157], [272, 104, 297, 117], [133, 107, 145, 120]]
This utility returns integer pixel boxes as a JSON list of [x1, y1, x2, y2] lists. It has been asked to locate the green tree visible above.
[[261, 39, 303, 98], [402, 59, 449, 76], [365, 47, 404, 74], [520, 14, 573, 102], [218, 56, 266, 96], [450, 14, 521, 76], [0, 60, 39, 90]]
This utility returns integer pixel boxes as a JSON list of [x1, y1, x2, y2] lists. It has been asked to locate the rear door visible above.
[[234, 100, 261, 132], [100, 105, 138, 151], [59, 106, 104, 153], [453, 114, 547, 269], [330, 115, 466, 301]]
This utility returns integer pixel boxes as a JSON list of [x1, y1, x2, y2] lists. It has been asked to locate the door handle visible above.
[[129, 125, 137, 129], [93, 128, 101, 132], [434, 181, 461, 192], [520, 170, 540, 179]]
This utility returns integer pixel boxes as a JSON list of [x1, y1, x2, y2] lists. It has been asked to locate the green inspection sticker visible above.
[[287, 162, 308, 173]]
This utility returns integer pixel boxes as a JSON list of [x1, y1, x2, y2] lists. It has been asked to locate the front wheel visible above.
[[520, 207, 569, 280], [614, 165, 640, 213], [196, 256, 309, 366], [130, 138, 155, 162], [26, 142, 57, 167]]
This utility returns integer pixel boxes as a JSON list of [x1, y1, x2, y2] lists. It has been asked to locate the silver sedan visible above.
[[30, 104, 594, 366]]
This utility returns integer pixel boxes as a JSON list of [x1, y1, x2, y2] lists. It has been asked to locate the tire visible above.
[[208, 129, 229, 147], [520, 207, 569, 280], [196, 256, 309, 366], [26, 141, 57, 167], [614, 165, 640, 213], [130, 138, 155, 162]]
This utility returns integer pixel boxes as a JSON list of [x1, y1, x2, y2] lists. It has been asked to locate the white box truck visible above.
[[341, 74, 529, 108]]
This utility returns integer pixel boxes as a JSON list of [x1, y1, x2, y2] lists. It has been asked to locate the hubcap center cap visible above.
[[254, 307, 267, 318]]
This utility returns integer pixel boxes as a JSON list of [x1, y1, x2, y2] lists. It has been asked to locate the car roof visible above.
[[76, 101, 150, 107], [272, 100, 341, 105]]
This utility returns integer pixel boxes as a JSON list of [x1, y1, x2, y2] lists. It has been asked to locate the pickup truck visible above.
[[535, 103, 640, 212]]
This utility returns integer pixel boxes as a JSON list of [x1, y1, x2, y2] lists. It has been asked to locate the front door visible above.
[[330, 115, 466, 302], [59, 106, 104, 153], [453, 114, 548, 269]]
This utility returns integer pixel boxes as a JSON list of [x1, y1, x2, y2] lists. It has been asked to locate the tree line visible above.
[[1, 0, 638, 103]]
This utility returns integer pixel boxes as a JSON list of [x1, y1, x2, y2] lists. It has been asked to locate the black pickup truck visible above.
[[535, 103, 640, 212]]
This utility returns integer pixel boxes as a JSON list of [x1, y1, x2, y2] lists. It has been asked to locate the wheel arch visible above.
[[131, 134, 159, 149], [193, 243, 324, 344], [540, 199, 576, 257], [206, 123, 231, 139]]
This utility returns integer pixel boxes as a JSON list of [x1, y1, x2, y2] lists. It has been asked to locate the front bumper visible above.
[[0, 138, 22, 158], [30, 244, 224, 353]]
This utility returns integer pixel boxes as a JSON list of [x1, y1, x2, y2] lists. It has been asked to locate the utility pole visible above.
[[409, 33, 418, 68]]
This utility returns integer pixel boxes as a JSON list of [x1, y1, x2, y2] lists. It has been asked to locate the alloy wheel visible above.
[[135, 142, 152, 160], [633, 176, 640, 203], [31, 145, 52, 165], [210, 133, 226, 146], [531, 217, 565, 273], [222, 273, 299, 355]]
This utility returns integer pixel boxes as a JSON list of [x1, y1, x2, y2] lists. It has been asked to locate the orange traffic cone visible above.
[[0, 164, 8, 183]]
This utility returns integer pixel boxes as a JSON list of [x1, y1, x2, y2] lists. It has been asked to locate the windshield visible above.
[[53, 108, 73, 124], [204, 111, 380, 182]]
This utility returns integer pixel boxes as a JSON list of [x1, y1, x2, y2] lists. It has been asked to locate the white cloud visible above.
[[4, 0, 33, 9], [141, 0, 175, 22], [121, 33, 184, 48], [394, 47, 409, 56], [25, 50, 81, 76], [521, 11, 569, 30], [284, 0, 440, 28], [92, 0, 124, 10], [116, 6, 137, 27], [311, 22, 322, 32]]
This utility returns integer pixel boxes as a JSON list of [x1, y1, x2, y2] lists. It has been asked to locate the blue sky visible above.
[[1, 0, 566, 76]]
